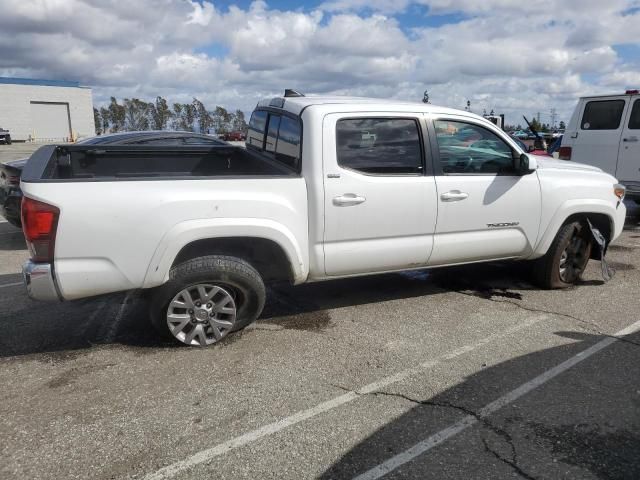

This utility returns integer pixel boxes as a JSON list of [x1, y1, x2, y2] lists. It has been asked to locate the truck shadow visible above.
[[0, 260, 610, 360], [318, 329, 640, 480]]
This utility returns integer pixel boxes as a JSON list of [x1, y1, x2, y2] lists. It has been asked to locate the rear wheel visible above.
[[533, 221, 592, 289], [150, 255, 266, 346]]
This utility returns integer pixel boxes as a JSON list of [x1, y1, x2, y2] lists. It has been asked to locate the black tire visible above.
[[5, 135, 11, 145], [532, 221, 592, 289], [149, 255, 266, 346]]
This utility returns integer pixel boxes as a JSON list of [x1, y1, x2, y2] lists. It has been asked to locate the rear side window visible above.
[[247, 110, 268, 148], [336, 118, 423, 175], [629, 99, 640, 130], [581, 100, 625, 130]]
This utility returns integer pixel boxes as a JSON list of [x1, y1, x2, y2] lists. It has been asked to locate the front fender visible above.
[[531, 199, 621, 258], [142, 218, 308, 287]]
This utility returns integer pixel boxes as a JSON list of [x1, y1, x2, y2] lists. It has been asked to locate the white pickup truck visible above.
[[20, 93, 627, 347]]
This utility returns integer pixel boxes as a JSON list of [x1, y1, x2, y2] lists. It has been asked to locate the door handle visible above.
[[333, 193, 366, 206], [623, 136, 638, 142], [440, 190, 469, 202]]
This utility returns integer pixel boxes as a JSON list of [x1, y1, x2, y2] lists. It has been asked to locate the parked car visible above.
[[0, 131, 226, 227], [0, 127, 11, 144], [560, 89, 639, 202], [221, 131, 246, 141], [20, 93, 626, 347], [512, 130, 529, 139]]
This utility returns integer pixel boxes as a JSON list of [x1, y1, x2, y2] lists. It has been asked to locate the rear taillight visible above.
[[21, 197, 59, 263], [559, 146, 572, 160]]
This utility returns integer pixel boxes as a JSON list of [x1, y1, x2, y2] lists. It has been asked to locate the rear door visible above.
[[322, 113, 438, 276], [570, 97, 629, 174], [616, 96, 640, 194]]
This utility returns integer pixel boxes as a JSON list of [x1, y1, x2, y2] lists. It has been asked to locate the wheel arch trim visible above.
[[142, 218, 308, 288], [531, 199, 616, 258]]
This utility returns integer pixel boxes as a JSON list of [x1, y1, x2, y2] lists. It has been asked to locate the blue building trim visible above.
[[0, 77, 82, 88]]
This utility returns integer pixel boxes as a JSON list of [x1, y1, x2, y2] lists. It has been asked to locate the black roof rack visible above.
[[284, 89, 304, 98]]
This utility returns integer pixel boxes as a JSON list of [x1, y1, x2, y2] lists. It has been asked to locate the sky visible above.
[[1, 0, 639, 126]]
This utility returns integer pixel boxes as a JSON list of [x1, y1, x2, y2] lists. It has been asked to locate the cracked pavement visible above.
[[0, 210, 639, 479]]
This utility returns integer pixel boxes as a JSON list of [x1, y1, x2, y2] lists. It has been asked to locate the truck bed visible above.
[[21, 144, 296, 182]]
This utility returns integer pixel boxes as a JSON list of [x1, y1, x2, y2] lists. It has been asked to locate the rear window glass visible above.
[[247, 110, 268, 149], [629, 99, 640, 130], [581, 100, 625, 130], [247, 110, 302, 171]]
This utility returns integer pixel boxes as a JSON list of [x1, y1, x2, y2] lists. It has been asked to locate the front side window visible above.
[[628, 99, 640, 130], [434, 120, 515, 174], [247, 110, 268, 149], [336, 118, 423, 175], [581, 100, 625, 130]]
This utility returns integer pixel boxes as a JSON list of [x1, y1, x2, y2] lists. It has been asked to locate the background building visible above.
[[0, 77, 95, 142]]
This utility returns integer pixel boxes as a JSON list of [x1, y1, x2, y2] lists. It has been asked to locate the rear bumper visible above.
[[22, 261, 62, 301]]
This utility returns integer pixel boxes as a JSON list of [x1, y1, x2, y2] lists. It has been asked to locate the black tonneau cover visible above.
[[21, 144, 296, 183]]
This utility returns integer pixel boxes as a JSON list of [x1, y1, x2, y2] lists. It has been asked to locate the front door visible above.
[[616, 96, 640, 194], [429, 116, 541, 265], [322, 114, 438, 276]]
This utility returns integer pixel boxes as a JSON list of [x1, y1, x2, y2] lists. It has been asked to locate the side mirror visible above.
[[514, 153, 534, 175]]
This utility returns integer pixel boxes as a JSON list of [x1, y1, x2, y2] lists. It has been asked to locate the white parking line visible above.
[[0, 281, 22, 289], [144, 315, 545, 480], [354, 318, 640, 480]]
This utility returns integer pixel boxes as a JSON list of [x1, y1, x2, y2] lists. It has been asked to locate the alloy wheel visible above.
[[166, 284, 237, 346]]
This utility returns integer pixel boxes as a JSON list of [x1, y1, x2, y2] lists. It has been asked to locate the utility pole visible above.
[[550, 108, 557, 129], [536, 112, 541, 124]]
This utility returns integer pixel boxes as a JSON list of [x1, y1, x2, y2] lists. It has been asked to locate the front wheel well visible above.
[[171, 237, 294, 283], [561, 213, 611, 260]]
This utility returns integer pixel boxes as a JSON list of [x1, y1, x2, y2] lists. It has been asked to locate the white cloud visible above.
[[0, 0, 638, 123]]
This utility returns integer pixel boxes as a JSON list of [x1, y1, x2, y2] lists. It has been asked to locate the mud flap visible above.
[[586, 219, 615, 282]]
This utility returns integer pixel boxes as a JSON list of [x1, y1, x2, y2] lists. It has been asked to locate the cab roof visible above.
[[256, 94, 485, 120]]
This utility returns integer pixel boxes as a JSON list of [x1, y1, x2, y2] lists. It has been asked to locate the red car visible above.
[[221, 131, 246, 141]]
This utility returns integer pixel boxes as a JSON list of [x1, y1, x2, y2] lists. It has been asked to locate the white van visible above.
[[560, 90, 640, 202]]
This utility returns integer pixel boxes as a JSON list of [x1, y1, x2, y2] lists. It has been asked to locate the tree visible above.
[[93, 108, 102, 134], [559, 120, 566, 130], [107, 97, 126, 132], [212, 106, 231, 134], [230, 109, 247, 132], [172, 103, 195, 131], [149, 96, 172, 130], [192, 98, 213, 133], [123, 98, 150, 131], [99, 107, 110, 134]]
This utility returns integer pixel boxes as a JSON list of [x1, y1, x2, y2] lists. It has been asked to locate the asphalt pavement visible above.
[[1, 208, 639, 479]]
